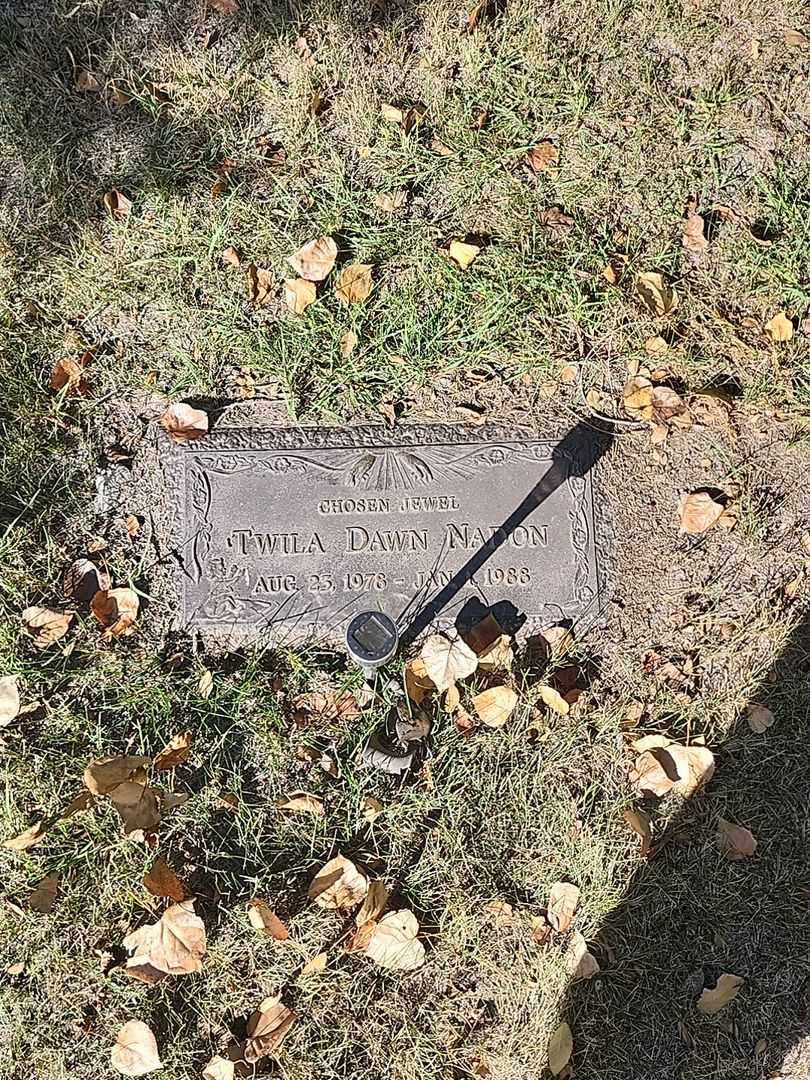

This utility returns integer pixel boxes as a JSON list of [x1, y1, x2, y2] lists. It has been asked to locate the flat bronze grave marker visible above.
[[166, 424, 610, 645]]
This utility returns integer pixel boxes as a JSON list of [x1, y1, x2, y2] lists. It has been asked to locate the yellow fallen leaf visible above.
[[340, 330, 358, 356], [623, 375, 654, 420], [547, 880, 579, 932], [631, 741, 715, 798], [284, 278, 317, 315], [335, 263, 373, 304], [361, 796, 384, 823], [159, 403, 209, 443], [197, 668, 214, 699], [447, 240, 480, 270], [538, 684, 569, 716], [635, 271, 678, 316], [678, 491, 724, 534], [111, 1020, 162, 1077], [202, 1057, 235, 1080], [472, 685, 518, 728], [288, 236, 337, 281], [221, 245, 241, 266], [765, 311, 794, 342], [697, 973, 744, 1014], [300, 952, 328, 975], [3, 820, 49, 851]]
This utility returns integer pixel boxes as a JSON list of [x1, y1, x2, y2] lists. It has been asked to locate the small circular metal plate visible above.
[[345, 610, 399, 667]]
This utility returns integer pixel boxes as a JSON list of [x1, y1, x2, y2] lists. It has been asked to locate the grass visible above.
[[2, 0, 810, 1077]]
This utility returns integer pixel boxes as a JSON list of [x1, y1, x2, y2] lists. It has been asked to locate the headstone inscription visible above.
[[166, 424, 608, 645]]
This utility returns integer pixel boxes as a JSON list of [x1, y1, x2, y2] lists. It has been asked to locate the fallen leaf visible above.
[[374, 190, 408, 212], [678, 491, 724, 534], [631, 741, 715, 798], [21, 607, 73, 648], [548, 1021, 573, 1076], [444, 682, 461, 713], [697, 973, 744, 1014], [123, 899, 206, 981], [27, 872, 59, 913], [198, 668, 213, 699], [288, 236, 338, 281], [645, 335, 668, 356], [340, 330, 358, 356], [531, 914, 551, 945], [244, 996, 297, 1062], [717, 819, 757, 860], [159, 403, 209, 443], [111, 1020, 162, 1077], [64, 558, 110, 602], [284, 278, 317, 314], [635, 272, 678, 316], [566, 930, 599, 980], [784, 28, 810, 46], [483, 899, 520, 928], [276, 791, 325, 815], [75, 69, 102, 92], [537, 683, 569, 716], [472, 685, 518, 728], [682, 200, 708, 254], [381, 102, 426, 133], [0, 675, 20, 727], [160, 791, 189, 814], [765, 311, 794, 342], [83, 755, 151, 796], [541, 625, 574, 656], [247, 264, 274, 305], [3, 820, 49, 851], [335, 263, 373, 304], [361, 796, 384, 823], [356, 879, 389, 927], [478, 635, 514, 672], [603, 253, 629, 285], [210, 0, 239, 12], [90, 588, 139, 638], [526, 141, 558, 173], [221, 245, 241, 266], [430, 135, 454, 156], [652, 385, 688, 424], [447, 240, 481, 270], [420, 633, 478, 691], [202, 1057, 235, 1080], [144, 856, 185, 902], [5, 962, 25, 976], [291, 690, 360, 726], [50, 355, 90, 395], [247, 899, 290, 939], [308, 854, 368, 911], [623, 807, 652, 856], [547, 881, 579, 932], [153, 730, 193, 770], [538, 206, 574, 236], [745, 704, 775, 733], [300, 952, 328, 975], [623, 375, 654, 420], [103, 190, 132, 221], [366, 909, 425, 971], [108, 781, 162, 837]]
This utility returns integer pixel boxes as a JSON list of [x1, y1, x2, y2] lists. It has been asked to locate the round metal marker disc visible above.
[[345, 610, 399, 669]]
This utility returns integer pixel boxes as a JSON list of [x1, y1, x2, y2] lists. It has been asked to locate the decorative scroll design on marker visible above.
[[188, 468, 212, 584]]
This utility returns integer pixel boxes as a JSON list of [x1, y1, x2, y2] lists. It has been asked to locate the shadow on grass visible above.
[[556, 608, 810, 1080]]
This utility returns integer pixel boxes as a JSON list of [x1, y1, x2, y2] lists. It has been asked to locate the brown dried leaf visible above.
[[247, 899, 290, 939], [447, 240, 481, 270], [308, 854, 368, 911], [83, 755, 151, 796], [765, 311, 794, 342], [420, 633, 478, 691], [90, 588, 139, 638], [623, 375, 654, 420], [746, 704, 775, 733], [103, 190, 132, 220], [159, 403, 209, 443], [366, 909, 425, 971], [210, 0, 239, 13], [374, 190, 408, 212], [335, 263, 373, 304], [526, 141, 558, 173], [75, 69, 102, 92], [682, 202, 708, 254], [356, 880, 389, 926], [784, 28, 810, 46], [284, 278, 316, 315], [27, 872, 59, 913], [111, 1020, 162, 1077], [0, 675, 20, 727], [288, 236, 337, 281], [652, 385, 688, 424], [123, 899, 206, 980], [108, 781, 162, 837], [483, 899, 519, 928], [245, 996, 297, 1062], [64, 559, 110, 602], [404, 657, 436, 705], [340, 330, 358, 356], [21, 607, 73, 648], [717, 819, 757, 860], [144, 856, 185, 902], [472, 685, 518, 728], [300, 952, 328, 975], [246, 264, 274, 305], [678, 491, 724, 534], [362, 796, 384, 823], [697, 973, 744, 1014], [566, 930, 600, 980], [153, 730, 193, 770], [50, 355, 90, 395], [548, 1021, 573, 1076], [635, 272, 678, 316], [276, 791, 324, 815], [221, 245, 241, 266], [444, 682, 461, 713], [202, 1057, 235, 1080], [3, 820, 49, 851], [291, 690, 360, 726], [631, 743, 715, 798], [547, 881, 579, 932], [478, 635, 514, 672], [538, 206, 574, 235], [623, 807, 652, 856], [538, 683, 569, 716]]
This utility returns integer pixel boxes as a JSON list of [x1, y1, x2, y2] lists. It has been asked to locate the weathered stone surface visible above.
[[165, 424, 610, 645]]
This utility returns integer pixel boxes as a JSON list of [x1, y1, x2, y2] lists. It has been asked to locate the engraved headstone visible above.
[[166, 424, 610, 645]]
